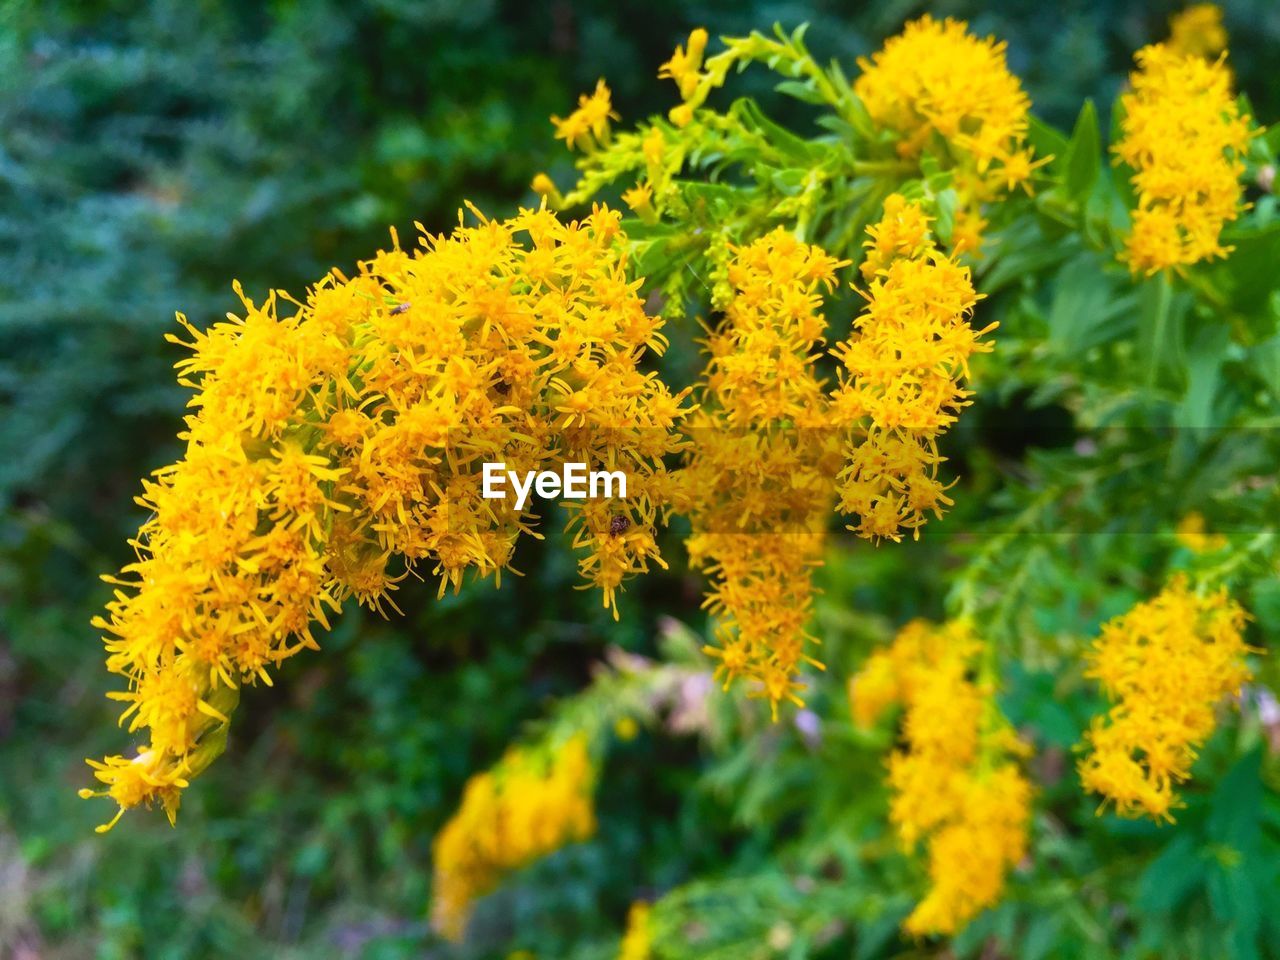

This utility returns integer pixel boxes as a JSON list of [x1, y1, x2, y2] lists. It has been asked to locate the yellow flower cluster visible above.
[[683, 228, 847, 715], [855, 16, 1041, 254], [832, 195, 994, 542], [1175, 511, 1228, 553], [618, 901, 653, 960], [85, 206, 687, 829], [552, 80, 619, 151], [431, 734, 596, 941], [686, 207, 991, 713], [851, 620, 1032, 936], [657, 28, 735, 128], [1116, 42, 1252, 274], [1079, 577, 1252, 821], [1169, 4, 1228, 59]]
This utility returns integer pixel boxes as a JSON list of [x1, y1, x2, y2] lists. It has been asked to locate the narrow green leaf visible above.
[[1064, 100, 1101, 200]]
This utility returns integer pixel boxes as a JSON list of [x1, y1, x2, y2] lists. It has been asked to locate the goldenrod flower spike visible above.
[[1116, 42, 1252, 274], [88, 206, 687, 829], [683, 229, 847, 714], [854, 14, 1043, 255], [832, 194, 995, 543], [850, 620, 1032, 936], [1078, 576, 1253, 821], [430, 733, 597, 941], [618, 901, 653, 960]]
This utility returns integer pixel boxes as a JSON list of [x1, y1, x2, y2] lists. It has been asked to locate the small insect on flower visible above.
[[390, 301, 411, 314], [609, 515, 632, 536]]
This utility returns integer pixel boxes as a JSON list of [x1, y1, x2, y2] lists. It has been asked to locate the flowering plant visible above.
[[81, 6, 1280, 958]]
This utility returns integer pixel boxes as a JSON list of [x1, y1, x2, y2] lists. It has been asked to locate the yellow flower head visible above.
[[1175, 511, 1229, 552], [684, 229, 847, 715], [1169, 4, 1228, 59], [658, 28, 710, 100], [855, 620, 1031, 936], [618, 901, 653, 960], [1079, 577, 1253, 821], [88, 206, 687, 829], [1116, 42, 1252, 274], [431, 734, 597, 941], [552, 80, 620, 151], [855, 17, 1036, 194], [832, 195, 994, 542]]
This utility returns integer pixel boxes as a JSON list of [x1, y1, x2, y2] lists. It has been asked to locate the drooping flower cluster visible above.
[[1116, 42, 1252, 274], [682, 228, 847, 714], [855, 16, 1042, 255], [1078, 577, 1252, 821], [851, 620, 1032, 936], [430, 733, 596, 941], [85, 206, 687, 829], [683, 208, 992, 713], [832, 195, 994, 542], [1169, 3, 1228, 60]]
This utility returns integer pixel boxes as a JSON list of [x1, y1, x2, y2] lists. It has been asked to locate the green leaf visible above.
[[1136, 273, 1186, 388], [773, 79, 826, 106], [1028, 114, 1069, 160], [1063, 100, 1101, 201], [1045, 251, 1135, 355], [1138, 833, 1203, 914], [1176, 324, 1229, 429]]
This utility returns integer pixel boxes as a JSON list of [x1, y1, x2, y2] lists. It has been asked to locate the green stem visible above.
[[851, 159, 915, 177], [1145, 270, 1173, 389]]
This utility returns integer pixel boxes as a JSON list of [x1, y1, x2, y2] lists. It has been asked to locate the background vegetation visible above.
[[4, 1, 1280, 957]]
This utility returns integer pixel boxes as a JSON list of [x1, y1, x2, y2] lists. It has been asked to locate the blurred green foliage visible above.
[[4, 1, 1280, 958]]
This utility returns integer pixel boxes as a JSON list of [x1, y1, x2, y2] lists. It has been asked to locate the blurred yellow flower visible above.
[[853, 620, 1031, 936], [618, 901, 652, 960], [1169, 4, 1228, 59], [552, 79, 619, 151], [431, 734, 597, 941], [1175, 511, 1229, 552], [1079, 576, 1253, 820]]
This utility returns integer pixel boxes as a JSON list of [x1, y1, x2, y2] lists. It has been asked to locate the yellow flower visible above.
[[1169, 4, 1228, 59], [658, 28, 709, 100], [79, 750, 189, 833], [552, 80, 619, 151], [903, 765, 1032, 936], [88, 206, 688, 829], [668, 102, 695, 128], [431, 734, 597, 941], [614, 715, 640, 742], [948, 207, 988, 259], [1078, 576, 1253, 821], [854, 620, 1031, 936], [1175, 511, 1229, 552], [622, 181, 657, 223], [832, 195, 994, 542], [684, 229, 847, 715], [530, 172, 557, 196], [855, 17, 1038, 199], [618, 901, 653, 960], [1116, 42, 1252, 274]]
